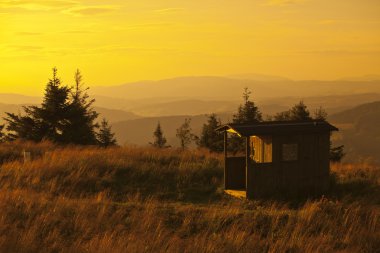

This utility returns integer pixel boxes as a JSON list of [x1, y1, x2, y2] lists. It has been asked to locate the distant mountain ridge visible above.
[[226, 73, 291, 82], [91, 76, 380, 101], [0, 94, 41, 105], [338, 75, 380, 82]]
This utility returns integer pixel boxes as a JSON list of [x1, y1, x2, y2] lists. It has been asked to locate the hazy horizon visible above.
[[0, 72, 380, 97]]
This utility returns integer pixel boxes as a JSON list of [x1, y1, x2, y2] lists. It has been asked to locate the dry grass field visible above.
[[0, 142, 379, 252]]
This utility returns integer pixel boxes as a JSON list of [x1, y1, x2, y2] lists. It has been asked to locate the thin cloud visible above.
[[153, 8, 185, 14], [7, 45, 44, 51], [300, 49, 380, 56], [63, 5, 118, 16], [0, 0, 78, 10], [264, 0, 306, 6], [118, 22, 174, 31], [16, 31, 42, 36], [318, 19, 340, 25], [62, 30, 94, 34], [86, 45, 178, 54]]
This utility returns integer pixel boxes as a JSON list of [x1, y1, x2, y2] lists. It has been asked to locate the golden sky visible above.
[[1, 0, 380, 95]]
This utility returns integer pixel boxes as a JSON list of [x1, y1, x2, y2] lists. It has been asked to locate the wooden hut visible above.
[[216, 120, 338, 199]]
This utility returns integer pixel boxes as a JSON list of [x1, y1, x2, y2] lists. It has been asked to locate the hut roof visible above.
[[216, 120, 338, 137]]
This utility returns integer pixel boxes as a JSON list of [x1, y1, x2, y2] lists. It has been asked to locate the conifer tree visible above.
[[273, 101, 312, 121], [199, 114, 223, 152], [63, 69, 98, 144], [4, 67, 70, 142], [289, 101, 312, 120], [232, 87, 262, 124], [4, 68, 99, 145], [0, 124, 5, 143], [312, 107, 345, 162], [96, 118, 117, 148], [229, 88, 262, 153], [34, 67, 71, 142], [150, 122, 168, 148], [314, 106, 328, 120], [3, 112, 36, 141]]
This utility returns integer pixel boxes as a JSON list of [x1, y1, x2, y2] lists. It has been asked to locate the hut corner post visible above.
[[224, 131, 228, 190], [245, 136, 251, 199]]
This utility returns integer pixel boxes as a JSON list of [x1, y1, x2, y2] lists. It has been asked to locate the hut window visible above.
[[250, 136, 272, 163], [282, 144, 298, 161]]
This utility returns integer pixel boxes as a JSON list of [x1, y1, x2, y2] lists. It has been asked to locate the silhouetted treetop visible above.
[[150, 122, 169, 148], [4, 67, 99, 145], [198, 114, 223, 153], [97, 118, 117, 148], [233, 87, 262, 124]]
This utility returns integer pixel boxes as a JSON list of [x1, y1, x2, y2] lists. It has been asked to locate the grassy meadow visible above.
[[0, 142, 379, 252]]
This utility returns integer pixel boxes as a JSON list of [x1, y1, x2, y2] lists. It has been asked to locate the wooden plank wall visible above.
[[247, 132, 331, 198]]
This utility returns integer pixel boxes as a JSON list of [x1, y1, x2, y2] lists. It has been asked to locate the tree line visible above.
[[0, 68, 116, 147], [152, 87, 344, 162], [0, 68, 344, 161]]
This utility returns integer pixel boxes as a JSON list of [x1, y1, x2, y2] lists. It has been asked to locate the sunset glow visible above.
[[1, 0, 380, 95]]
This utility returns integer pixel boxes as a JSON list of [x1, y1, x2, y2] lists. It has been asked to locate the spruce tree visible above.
[[150, 122, 168, 148], [232, 87, 262, 124], [229, 88, 262, 154], [289, 101, 312, 120], [34, 67, 71, 142], [4, 112, 36, 141], [199, 114, 223, 152], [4, 68, 99, 145], [63, 69, 98, 145], [314, 106, 328, 121], [4, 67, 70, 142], [273, 101, 312, 121], [97, 118, 117, 147]]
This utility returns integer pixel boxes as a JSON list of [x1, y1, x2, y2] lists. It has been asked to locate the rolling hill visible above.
[[127, 99, 238, 117], [112, 112, 236, 146], [329, 101, 380, 164], [0, 94, 41, 105], [94, 107, 140, 123], [0, 103, 140, 124]]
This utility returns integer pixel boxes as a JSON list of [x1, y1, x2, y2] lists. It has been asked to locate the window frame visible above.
[[281, 143, 298, 161], [250, 135, 273, 164]]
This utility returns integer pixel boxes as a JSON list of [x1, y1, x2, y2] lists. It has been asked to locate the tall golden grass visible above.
[[0, 142, 378, 252]]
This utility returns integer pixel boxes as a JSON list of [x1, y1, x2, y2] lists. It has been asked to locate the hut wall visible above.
[[247, 163, 276, 198], [247, 132, 331, 198]]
